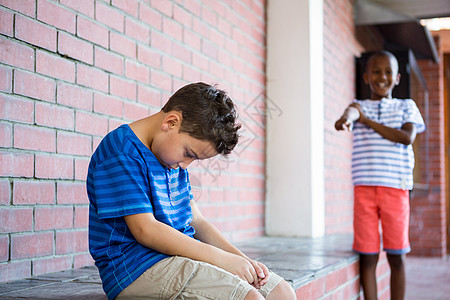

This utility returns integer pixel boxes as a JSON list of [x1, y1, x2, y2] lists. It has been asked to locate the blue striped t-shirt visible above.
[[86, 124, 195, 299], [352, 98, 425, 190]]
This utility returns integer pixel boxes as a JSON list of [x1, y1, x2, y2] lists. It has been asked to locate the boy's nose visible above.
[[178, 158, 195, 169]]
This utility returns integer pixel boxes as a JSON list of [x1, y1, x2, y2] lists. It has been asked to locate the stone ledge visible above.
[[0, 234, 358, 299]]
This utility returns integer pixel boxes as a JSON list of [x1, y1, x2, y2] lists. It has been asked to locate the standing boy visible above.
[[87, 82, 296, 300], [335, 51, 425, 300]]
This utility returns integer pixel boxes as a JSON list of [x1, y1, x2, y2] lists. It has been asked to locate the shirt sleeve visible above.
[[403, 99, 426, 133], [92, 154, 153, 219]]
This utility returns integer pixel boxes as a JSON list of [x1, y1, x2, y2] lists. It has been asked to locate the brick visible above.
[[57, 131, 92, 156], [0, 8, 14, 36], [123, 101, 149, 121], [162, 17, 182, 40], [125, 18, 150, 44], [162, 56, 182, 77], [96, 1, 124, 32], [14, 124, 56, 152], [173, 39, 193, 62], [137, 84, 161, 107], [0, 261, 31, 282], [60, 0, 94, 18], [110, 31, 136, 59], [75, 111, 108, 136], [14, 70, 56, 102], [193, 18, 210, 39], [182, 64, 201, 82], [58, 32, 94, 65], [33, 256, 72, 276], [0, 38, 35, 71], [11, 232, 53, 259], [125, 60, 150, 83], [0, 235, 9, 262], [35, 154, 73, 179], [56, 230, 88, 254], [73, 253, 95, 269], [13, 180, 55, 205], [173, 5, 192, 28], [150, 69, 171, 92], [15, 15, 57, 51], [139, 4, 162, 30], [0, 208, 33, 233], [112, 0, 138, 17], [37, 0, 76, 33], [75, 157, 90, 181], [0, 94, 34, 124], [0, 179, 10, 205], [151, 0, 172, 17], [110, 75, 137, 100], [76, 64, 108, 93], [0, 65, 12, 92], [0, 0, 35, 17], [150, 30, 171, 53], [74, 206, 89, 228], [35, 102, 75, 130], [137, 44, 161, 68], [94, 92, 123, 118], [35, 206, 74, 230], [57, 82, 93, 111], [57, 182, 87, 205], [183, 0, 201, 17], [94, 46, 124, 75], [77, 16, 108, 48], [0, 122, 12, 148], [0, 152, 34, 177]]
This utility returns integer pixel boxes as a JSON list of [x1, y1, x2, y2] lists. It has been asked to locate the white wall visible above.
[[266, 0, 324, 237]]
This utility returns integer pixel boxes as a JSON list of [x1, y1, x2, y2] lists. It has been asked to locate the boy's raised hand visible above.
[[335, 117, 354, 131]]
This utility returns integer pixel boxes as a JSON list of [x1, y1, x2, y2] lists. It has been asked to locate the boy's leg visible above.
[[265, 279, 296, 300], [387, 254, 406, 300], [378, 187, 409, 300], [353, 186, 382, 300], [359, 253, 379, 300], [117, 256, 289, 300]]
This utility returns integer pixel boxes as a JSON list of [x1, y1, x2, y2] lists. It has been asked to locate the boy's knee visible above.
[[267, 280, 296, 300], [244, 289, 264, 300], [387, 254, 405, 270]]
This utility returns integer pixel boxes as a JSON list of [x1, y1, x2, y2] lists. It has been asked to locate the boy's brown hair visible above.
[[162, 82, 241, 156]]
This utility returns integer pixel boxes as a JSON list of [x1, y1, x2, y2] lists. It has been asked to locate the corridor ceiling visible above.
[[355, 0, 450, 62]]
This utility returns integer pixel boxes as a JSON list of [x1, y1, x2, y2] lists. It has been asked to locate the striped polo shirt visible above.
[[86, 124, 195, 300], [352, 98, 425, 190]]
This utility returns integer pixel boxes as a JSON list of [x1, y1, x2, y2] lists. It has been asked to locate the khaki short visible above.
[[116, 256, 284, 299]]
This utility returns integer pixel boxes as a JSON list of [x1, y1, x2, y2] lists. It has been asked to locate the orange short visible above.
[[353, 186, 411, 255]]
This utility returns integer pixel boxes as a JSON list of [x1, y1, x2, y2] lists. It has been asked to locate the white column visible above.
[[266, 0, 324, 237]]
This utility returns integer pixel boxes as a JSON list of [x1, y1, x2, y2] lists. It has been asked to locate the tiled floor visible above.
[[405, 255, 450, 300], [0, 235, 448, 299]]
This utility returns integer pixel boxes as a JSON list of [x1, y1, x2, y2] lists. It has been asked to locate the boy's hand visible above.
[[335, 117, 353, 131], [349, 103, 366, 124], [218, 253, 259, 285], [248, 259, 270, 288]]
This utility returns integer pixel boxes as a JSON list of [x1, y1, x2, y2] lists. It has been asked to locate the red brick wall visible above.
[[0, 0, 266, 282], [323, 0, 382, 234], [294, 253, 391, 300], [410, 37, 447, 257]]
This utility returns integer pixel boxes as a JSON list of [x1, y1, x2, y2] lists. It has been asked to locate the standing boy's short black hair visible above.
[[162, 82, 241, 156], [365, 50, 399, 72]]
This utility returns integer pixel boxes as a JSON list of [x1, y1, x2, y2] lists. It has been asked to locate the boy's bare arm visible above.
[[335, 105, 360, 131], [190, 201, 269, 287], [124, 211, 261, 285], [353, 103, 417, 145]]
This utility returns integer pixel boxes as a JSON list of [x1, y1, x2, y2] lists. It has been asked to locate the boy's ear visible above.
[[395, 73, 401, 86], [363, 73, 369, 85], [161, 112, 182, 132]]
